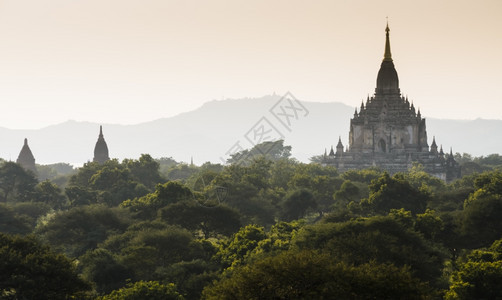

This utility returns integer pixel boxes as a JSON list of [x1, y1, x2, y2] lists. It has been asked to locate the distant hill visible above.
[[0, 95, 500, 165]]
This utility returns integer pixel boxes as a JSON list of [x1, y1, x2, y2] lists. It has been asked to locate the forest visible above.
[[1, 140, 502, 299]]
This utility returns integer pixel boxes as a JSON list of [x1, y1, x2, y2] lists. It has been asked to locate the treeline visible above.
[[1, 141, 502, 299]]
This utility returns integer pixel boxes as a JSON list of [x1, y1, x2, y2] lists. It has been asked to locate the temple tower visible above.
[[16, 138, 37, 174], [93, 126, 110, 164], [323, 23, 460, 181]]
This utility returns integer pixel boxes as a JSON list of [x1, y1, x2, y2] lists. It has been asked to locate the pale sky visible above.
[[0, 0, 500, 129]]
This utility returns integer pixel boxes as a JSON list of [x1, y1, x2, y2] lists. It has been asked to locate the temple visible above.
[[322, 24, 460, 182], [16, 138, 37, 175], [93, 126, 110, 164]]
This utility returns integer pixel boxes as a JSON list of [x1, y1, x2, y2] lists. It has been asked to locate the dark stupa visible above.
[[17, 138, 37, 174], [93, 126, 110, 164]]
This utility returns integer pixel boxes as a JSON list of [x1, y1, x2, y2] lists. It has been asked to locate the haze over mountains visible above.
[[0, 95, 500, 165]]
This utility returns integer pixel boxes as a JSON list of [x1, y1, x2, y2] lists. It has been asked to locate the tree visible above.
[[446, 260, 502, 300], [462, 193, 502, 248], [65, 185, 98, 206], [89, 164, 148, 206], [402, 163, 445, 192], [227, 140, 291, 165], [0, 233, 90, 299], [203, 250, 432, 299], [36, 162, 76, 182], [35, 180, 67, 209], [461, 171, 502, 248], [9, 201, 52, 231], [475, 153, 502, 169], [281, 189, 316, 221], [446, 239, 502, 299], [333, 180, 366, 209], [159, 201, 241, 239], [0, 162, 38, 202], [294, 215, 446, 284], [80, 248, 132, 294], [209, 163, 275, 226], [115, 226, 210, 281], [0, 203, 32, 235], [166, 164, 198, 181], [215, 225, 267, 269], [269, 158, 298, 190], [247, 220, 305, 257], [341, 168, 383, 184], [156, 157, 179, 178], [361, 172, 429, 215], [123, 154, 164, 189], [121, 181, 193, 219], [414, 209, 444, 241], [161, 259, 219, 300], [99, 281, 183, 300], [68, 161, 107, 188], [66, 159, 150, 207], [36, 205, 132, 257]]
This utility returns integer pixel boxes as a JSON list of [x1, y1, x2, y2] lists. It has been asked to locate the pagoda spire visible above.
[[93, 125, 110, 164], [329, 146, 335, 156], [384, 21, 392, 61], [17, 138, 37, 174], [375, 20, 399, 94]]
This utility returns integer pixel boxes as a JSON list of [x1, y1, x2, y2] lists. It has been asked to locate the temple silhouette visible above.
[[16, 138, 37, 174], [93, 125, 110, 164], [15, 126, 110, 175], [322, 24, 461, 181]]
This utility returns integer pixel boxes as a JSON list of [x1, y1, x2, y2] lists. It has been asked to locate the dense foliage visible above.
[[1, 144, 502, 299]]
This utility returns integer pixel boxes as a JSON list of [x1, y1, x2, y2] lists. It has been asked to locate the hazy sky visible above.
[[0, 0, 500, 129]]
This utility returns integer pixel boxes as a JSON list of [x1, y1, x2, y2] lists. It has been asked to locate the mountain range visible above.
[[1, 95, 500, 165]]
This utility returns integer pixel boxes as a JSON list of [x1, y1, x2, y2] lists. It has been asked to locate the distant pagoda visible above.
[[17, 138, 37, 174], [322, 23, 461, 182], [93, 126, 110, 164]]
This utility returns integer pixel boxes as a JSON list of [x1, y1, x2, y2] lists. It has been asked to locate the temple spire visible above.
[[375, 20, 399, 94], [93, 125, 110, 164], [17, 138, 37, 175], [384, 21, 392, 61]]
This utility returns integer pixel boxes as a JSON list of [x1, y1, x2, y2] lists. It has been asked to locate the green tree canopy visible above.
[[36, 205, 132, 257], [215, 224, 267, 270], [35, 180, 67, 209], [159, 201, 241, 239], [280, 189, 316, 221], [123, 154, 165, 189], [66, 159, 151, 207], [0, 162, 38, 202], [203, 250, 432, 300], [99, 222, 216, 282], [361, 172, 429, 215], [99, 281, 183, 300], [227, 140, 291, 165], [0, 233, 90, 299], [121, 181, 193, 219], [79, 248, 132, 295], [294, 215, 446, 284], [446, 239, 502, 299]]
